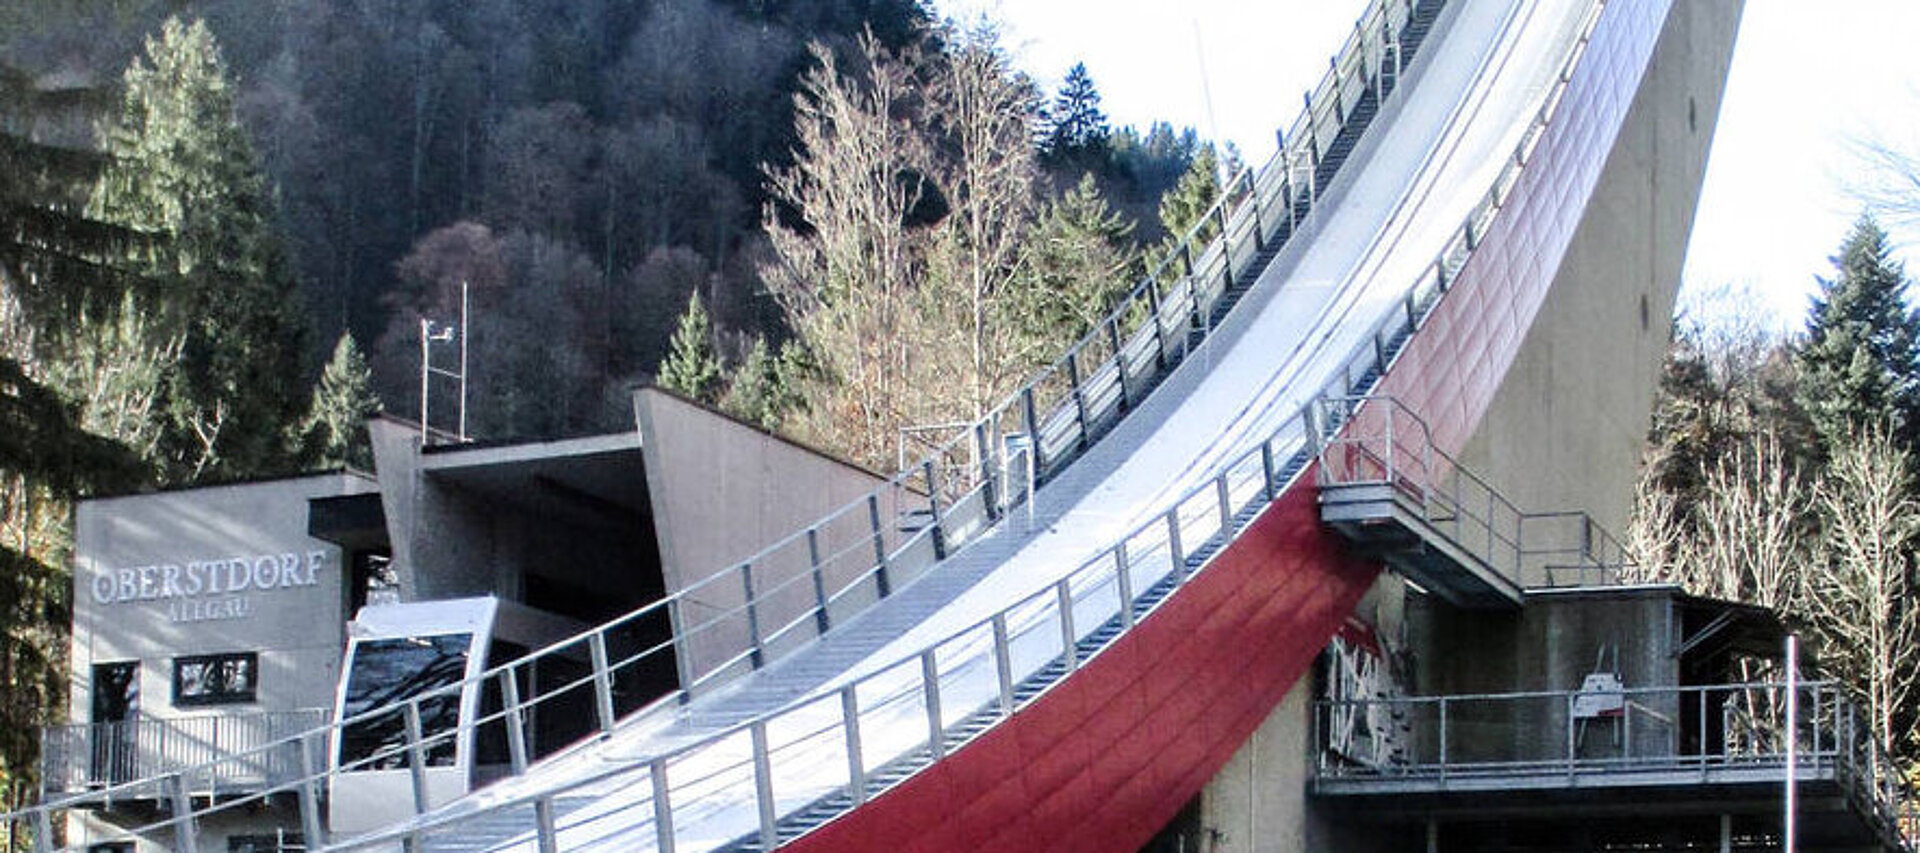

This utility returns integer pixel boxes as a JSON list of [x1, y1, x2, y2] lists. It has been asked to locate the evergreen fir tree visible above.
[[1794, 216, 1920, 453], [1157, 144, 1221, 261], [0, 64, 144, 796], [1010, 173, 1140, 346], [89, 17, 308, 482], [659, 291, 724, 403], [1040, 62, 1109, 175], [721, 336, 804, 430], [300, 332, 382, 470]]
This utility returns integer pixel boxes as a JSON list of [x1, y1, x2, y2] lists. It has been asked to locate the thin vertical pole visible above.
[[1056, 579, 1078, 671], [808, 529, 830, 635], [651, 758, 676, 853], [1785, 635, 1798, 853], [169, 773, 197, 853], [992, 615, 1015, 714], [842, 686, 867, 804], [589, 633, 618, 734], [458, 280, 469, 441], [403, 702, 429, 815], [867, 494, 891, 598], [921, 651, 945, 759], [750, 721, 778, 849]]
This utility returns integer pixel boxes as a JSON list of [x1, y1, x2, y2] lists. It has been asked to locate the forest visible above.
[[0, 0, 1227, 795]]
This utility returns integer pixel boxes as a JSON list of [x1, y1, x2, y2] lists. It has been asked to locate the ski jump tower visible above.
[[36, 0, 1903, 851]]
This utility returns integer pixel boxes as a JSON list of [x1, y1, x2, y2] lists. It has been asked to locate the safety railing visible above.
[[1315, 681, 1910, 848], [38, 709, 327, 798], [2, 0, 1626, 846], [1316, 395, 1631, 591]]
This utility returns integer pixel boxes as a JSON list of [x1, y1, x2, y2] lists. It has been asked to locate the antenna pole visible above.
[[458, 281, 470, 442]]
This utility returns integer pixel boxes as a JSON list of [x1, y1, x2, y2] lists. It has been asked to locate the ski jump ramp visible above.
[[22, 0, 1742, 850]]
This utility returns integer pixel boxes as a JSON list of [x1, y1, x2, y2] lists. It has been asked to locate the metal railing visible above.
[[38, 710, 328, 800], [2, 0, 1624, 847], [1316, 395, 1632, 591], [1315, 681, 1910, 847]]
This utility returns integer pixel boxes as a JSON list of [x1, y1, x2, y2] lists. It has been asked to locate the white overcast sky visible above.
[[934, 0, 1920, 330]]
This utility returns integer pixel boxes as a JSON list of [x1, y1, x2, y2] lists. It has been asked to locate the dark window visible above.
[[337, 634, 471, 770], [228, 832, 304, 852], [87, 844, 134, 853], [173, 652, 259, 706]]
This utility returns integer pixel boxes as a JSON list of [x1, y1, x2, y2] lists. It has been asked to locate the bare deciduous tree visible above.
[[1806, 428, 1920, 766]]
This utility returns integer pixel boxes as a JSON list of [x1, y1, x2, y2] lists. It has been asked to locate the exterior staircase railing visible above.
[[4, 0, 1621, 848], [1316, 681, 1913, 852]]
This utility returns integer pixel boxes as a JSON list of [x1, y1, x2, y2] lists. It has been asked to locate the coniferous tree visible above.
[[722, 337, 805, 430], [659, 291, 724, 404], [1010, 173, 1140, 348], [89, 17, 308, 482], [0, 63, 144, 799], [1040, 62, 1109, 176], [1794, 216, 1920, 454], [1157, 143, 1222, 260], [299, 332, 382, 470]]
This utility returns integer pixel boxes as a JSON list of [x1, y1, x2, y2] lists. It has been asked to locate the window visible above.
[[337, 634, 471, 770], [173, 652, 258, 707], [87, 843, 133, 853]]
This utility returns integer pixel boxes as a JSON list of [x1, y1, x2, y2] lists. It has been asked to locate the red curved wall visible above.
[[786, 483, 1377, 853], [784, 0, 1676, 848]]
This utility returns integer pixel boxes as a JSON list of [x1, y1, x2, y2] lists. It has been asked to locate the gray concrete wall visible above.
[[1455, 0, 1745, 540], [634, 387, 891, 684], [1407, 589, 1679, 765], [69, 472, 376, 725]]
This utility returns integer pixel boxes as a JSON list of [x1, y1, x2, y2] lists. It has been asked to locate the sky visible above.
[[933, 0, 1920, 332]]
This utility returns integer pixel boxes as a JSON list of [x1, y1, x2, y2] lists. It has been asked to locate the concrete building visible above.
[[51, 388, 888, 851]]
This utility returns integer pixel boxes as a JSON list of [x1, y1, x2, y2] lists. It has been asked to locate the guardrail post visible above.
[[867, 494, 892, 598], [991, 615, 1015, 714], [403, 701, 430, 816], [741, 563, 764, 668], [297, 731, 327, 850], [1261, 440, 1278, 502], [1066, 351, 1090, 449], [1145, 286, 1168, 371], [1167, 512, 1186, 579], [30, 806, 51, 853], [667, 597, 695, 700], [650, 757, 676, 853], [1115, 544, 1135, 629], [1216, 205, 1236, 283], [1107, 317, 1130, 411], [1020, 386, 1044, 475], [169, 772, 197, 853], [923, 459, 946, 560], [1566, 692, 1577, 781], [1056, 579, 1079, 672], [589, 632, 618, 734], [750, 720, 778, 850], [922, 651, 945, 759], [842, 685, 867, 803], [808, 528, 830, 635], [534, 795, 559, 853], [974, 421, 999, 521], [1216, 474, 1233, 537], [500, 670, 529, 775], [1438, 697, 1448, 784]]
